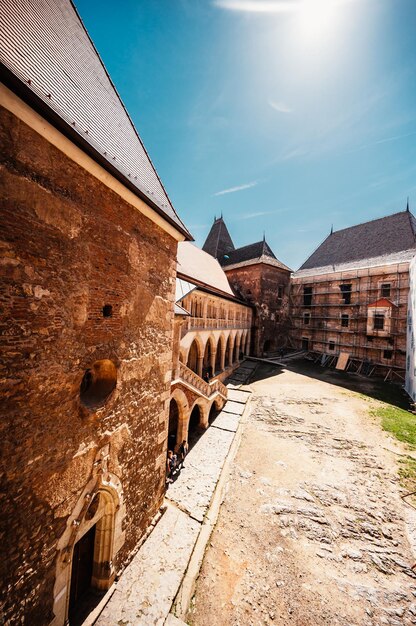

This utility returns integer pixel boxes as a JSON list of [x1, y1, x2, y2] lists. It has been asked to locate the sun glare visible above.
[[297, 0, 341, 45]]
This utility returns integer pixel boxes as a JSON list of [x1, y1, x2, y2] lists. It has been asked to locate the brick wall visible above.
[[225, 264, 291, 356], [0, 105, 177, 624]]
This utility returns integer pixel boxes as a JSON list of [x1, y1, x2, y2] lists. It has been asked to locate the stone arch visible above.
[[245, 331, 251, 355], [170, 388, 190, 450], [53, 462, 124, 626], [241, 330, 248, 356], [208, 396, 224, 423], [203, 335, 216, 378], [233, 332, 242, 363], [236, 330, 245, 360], [186, 335, 203, 376], [225, 333, 234, 367], [215, 334, 226, 373], [189, 398, 209, 431]]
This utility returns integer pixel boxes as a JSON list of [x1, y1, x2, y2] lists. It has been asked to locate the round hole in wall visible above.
[[102, 304, 113, 318], [80, 359, 117, 409]]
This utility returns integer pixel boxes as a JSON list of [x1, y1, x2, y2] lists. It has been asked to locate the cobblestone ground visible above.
[[188, 363, 416, 626]]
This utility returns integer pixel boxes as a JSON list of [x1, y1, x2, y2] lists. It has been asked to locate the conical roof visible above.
[[202, 217, 235, 261]]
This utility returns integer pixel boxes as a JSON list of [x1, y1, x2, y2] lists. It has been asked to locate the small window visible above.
[[374, 314, 385, 330], [278, 286, 283, 299], [102, 304, 113, 318], [303, 312, 311, 326], [341, 314, 349, 328], [340, 284, 352, 305], [383, 350, 393, 360], [381, 283, 391, 298], [328, 341, 335, 351], [366, 335, 373, 342], [303, 286, 313, 307]]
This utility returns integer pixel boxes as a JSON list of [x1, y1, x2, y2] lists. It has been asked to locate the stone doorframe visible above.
[[51, 446, 125, 626]]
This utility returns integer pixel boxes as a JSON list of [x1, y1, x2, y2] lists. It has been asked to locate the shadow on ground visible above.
[[248, 358, 412, 411]]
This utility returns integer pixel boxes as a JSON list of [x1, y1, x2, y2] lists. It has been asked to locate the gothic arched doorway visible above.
[[187, 339, 199, 374]]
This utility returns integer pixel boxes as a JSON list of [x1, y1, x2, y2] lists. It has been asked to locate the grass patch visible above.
[[398, 456, 416, 493], [371, 405, 416, 447]]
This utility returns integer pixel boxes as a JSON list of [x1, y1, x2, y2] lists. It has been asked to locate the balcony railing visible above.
[[178, 362, 228, 399], [181, 316, 251, 335]]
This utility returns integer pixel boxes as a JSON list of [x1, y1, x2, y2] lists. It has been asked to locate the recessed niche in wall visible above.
[[102, 304, 113, 318], [80, 359, 117, 409]]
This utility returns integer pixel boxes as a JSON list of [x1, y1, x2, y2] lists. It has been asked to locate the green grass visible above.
[[371, 405, 416, 447], [398, 456, 416, 493]]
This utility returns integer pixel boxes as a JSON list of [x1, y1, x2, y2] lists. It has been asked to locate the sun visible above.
[[297, 0, 342, 46]]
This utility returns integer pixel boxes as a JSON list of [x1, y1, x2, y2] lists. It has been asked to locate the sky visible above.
[[75, 0, 416, 270]]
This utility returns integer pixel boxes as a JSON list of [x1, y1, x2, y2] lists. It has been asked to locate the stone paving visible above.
[[91, 360, 257, 626]]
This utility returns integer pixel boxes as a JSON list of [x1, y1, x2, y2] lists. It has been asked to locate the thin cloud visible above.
[[213, 181, 258, 196], [238, 207, 290, 220], [269, 99, 292, 113], [213, 0, 299, 13], [214, 0, 358, 12], [280, 146, 309, 161], [352, 129, 416, 153]]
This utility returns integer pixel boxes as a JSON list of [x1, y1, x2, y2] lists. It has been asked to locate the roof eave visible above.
[[223, 257, 292, 272], [1, 63, 193, 241], [176, 270, 252, 307]]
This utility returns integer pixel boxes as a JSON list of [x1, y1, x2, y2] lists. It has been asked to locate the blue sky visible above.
[[75, 0, 416, 270]]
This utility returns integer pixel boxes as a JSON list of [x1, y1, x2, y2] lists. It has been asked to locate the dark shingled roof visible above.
[[0, 0, 191, 239], [221, 240, 276, 266], [299, 211, 416, 271], [202, 217, 235, 260], [221, 239, 291, 271]]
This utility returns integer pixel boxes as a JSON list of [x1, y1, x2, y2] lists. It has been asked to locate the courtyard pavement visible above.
[[93, 359, 257, 626]]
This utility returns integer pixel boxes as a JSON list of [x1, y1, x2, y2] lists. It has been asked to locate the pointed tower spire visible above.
[[406, 197, 410, 212], [330, 224, 333, 235], [261, 231, 267, 255], [202, 216, 235, 261]]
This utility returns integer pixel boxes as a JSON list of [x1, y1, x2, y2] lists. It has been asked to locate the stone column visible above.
[[197, 355, 203, 378], [220, 345, 226, 371], [210, 349, 216, 376]]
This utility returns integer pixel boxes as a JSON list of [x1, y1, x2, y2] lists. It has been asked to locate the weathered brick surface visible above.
[[225, 264, 291, 355], [0, 106, 177, 624]]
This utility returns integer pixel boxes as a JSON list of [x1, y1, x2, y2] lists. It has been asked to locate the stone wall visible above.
[[0, 106, 177, 624], [225, 264, 291, 356]]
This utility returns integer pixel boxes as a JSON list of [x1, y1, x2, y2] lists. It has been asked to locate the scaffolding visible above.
[[290, 263, 409, 377]]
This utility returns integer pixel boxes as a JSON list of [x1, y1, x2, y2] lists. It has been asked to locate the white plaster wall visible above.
[[405, 255, 416, 401]]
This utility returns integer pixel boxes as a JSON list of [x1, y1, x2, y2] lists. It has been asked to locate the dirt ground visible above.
[[187, 362, 416, 626]]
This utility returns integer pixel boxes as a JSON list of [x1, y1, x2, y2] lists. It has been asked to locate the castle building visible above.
[[290, 211, 416, 379], [203, 217, 291, 356], [0, 2, 191, 624], [169, 243, 252, 451]]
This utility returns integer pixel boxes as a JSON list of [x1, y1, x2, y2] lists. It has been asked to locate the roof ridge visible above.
[[332, 210, 411, 235]]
